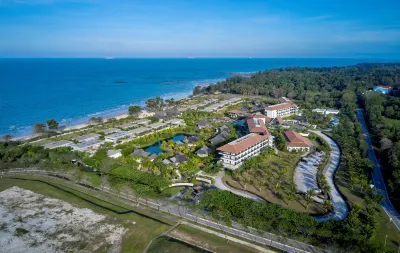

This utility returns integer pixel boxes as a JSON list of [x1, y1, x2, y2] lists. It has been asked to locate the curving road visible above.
[[356, 109, 400, 230], [214, 171, 266, 202], [311, 131, 349, 221]]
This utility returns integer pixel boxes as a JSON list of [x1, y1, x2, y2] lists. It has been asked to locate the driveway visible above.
[[311, 131, 349, 221], [356, 109, 400, 230], [214, 171, 266, 202]]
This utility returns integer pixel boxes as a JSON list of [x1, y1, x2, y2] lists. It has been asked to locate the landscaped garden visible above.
[[222, 149, 326, 214]]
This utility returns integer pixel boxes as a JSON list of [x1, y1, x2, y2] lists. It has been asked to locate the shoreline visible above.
[[3, 71, 255, 140]]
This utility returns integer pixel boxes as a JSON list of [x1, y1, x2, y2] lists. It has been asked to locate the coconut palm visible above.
[[305, 189, 316, 210], [323, 200, 333, 212]]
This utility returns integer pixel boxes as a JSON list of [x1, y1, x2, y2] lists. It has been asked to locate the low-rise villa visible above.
[[75, 133, 100, 142], [217, 133, 274, 170], [284, 131, 313, 152], [43, 140, 73, 149]]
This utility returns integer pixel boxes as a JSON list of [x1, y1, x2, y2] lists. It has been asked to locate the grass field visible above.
[[0, 176, 267, 253], [146, 236, 211, 253], [335, 167, 400, 252], [167, 225, 263, 253], [223, 151, 325, 214], [0, 176, 173, 253]]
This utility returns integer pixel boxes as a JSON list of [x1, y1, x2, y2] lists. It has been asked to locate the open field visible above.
[[167, 225, 263, 253], [0, 186, 126, 252], [0, 176, 268, 253], [0, 177, 172, 253], [223, 151, 325, 214], [146, 236, 211, 253], [335, 167, 400, 252]]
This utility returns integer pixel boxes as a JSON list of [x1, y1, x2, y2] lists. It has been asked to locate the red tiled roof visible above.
[[217, 133, 270, 153], [251, 113, 273, 122], [246, 118, 268, 134], [276, 116, 283, 124], [229, 110, 247, 115], [284, 131, 313, 148], [265, 102, 297, 111]]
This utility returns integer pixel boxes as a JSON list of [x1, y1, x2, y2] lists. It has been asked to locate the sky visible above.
[[0, 0, 399, 58]]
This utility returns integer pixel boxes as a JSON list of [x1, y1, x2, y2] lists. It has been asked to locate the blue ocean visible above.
[[0, 58, 393, 137]]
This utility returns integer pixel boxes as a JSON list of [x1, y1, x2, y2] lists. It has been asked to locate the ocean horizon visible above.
[[0, 58, 397, 137]]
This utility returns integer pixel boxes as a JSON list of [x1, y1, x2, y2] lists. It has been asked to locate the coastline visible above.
[[5, 71, 255, 140]]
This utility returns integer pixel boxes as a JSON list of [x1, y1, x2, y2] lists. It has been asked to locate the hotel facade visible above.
[[265, 102, 299, 118], [217, 133, 274, 170]]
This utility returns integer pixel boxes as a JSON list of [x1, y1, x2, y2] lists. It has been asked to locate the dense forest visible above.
[[194, 63, 400, 110], [361, 92, 400, 206]]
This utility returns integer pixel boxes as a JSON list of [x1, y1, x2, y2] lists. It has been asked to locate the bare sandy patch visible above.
[[0, 186, 127, 253]]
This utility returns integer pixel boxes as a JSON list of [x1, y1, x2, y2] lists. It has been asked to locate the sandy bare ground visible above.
[[0, 186, 127, 253]]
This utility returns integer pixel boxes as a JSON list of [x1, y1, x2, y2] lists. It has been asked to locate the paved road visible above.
[[356, 109, 400, 230], [214, 171, 266, 202], [311, 131, 349, 221], [1, 169, 329, 253]]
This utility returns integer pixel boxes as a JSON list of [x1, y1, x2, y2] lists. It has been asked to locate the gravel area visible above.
[[0, 186, 126, 253]]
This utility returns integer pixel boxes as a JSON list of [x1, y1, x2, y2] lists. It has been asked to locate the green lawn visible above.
[[146, 236, 211, 253], [335, 167, 400, 252], [0, 176, 174, 253], [224, 151, 326, 214], [168, 225, 263, 253]]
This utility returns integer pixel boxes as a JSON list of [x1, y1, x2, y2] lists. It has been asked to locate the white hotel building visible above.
[[217, 133, 274, 170], [265, 102, 299, 118]]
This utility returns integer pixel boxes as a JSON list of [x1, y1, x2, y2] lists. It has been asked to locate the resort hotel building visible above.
[[265, 99, 299, 118], [217, 133, 274, 170], [284, 131, 313, 152]]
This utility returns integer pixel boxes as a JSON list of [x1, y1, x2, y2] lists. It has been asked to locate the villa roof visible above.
[[170, 154, 189, 164], [130, 149, 150, 157], [265, 102, 297, 111], [284, 131, 313, 148], [217, 133, 270, 154], [196, 146, 211, 155], [246, 117, 268, 134]]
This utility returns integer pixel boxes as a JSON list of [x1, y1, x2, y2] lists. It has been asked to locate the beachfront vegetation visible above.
[[146, 96, 165, 111], [2, 134, 12, 141], [128, 105, 142, 116], [33, 123, 46, 134], [46, 118, 59, 130]]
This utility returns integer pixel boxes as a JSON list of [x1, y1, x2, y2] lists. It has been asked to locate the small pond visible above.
[[144, 134, 186, 155]]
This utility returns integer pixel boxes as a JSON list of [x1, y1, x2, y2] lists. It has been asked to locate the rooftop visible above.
[[265, 102, 297, 111], [284, 131, 313, 147], [99, 128, 119, 135], [43, 140, 72, 149], [217, 133, 270, 153], [75, 133, 100, 142], [131, 149, 150, 157]]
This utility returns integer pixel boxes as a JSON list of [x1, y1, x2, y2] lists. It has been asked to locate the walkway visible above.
[[356, 109, 400, 230], [214, 171, 266, 202], [311, 131, 349, 221]]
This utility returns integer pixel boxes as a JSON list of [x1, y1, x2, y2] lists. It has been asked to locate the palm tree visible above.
[[323, 200, 333, 212], [321, 183, 331, 196], [274, 182, 281, 195], [305, 189, 316, 210]]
